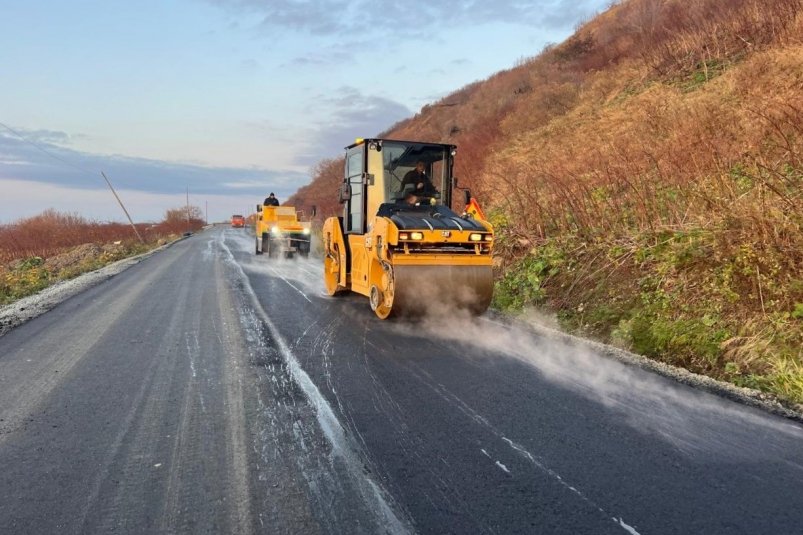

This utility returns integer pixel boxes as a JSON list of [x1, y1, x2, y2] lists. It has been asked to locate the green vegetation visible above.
[[677, 58, 732, 92], [493, 216, 803, 404], [1, 256, 51, 303], [1, 241, 153, 305], [0, 207, 207, 306]]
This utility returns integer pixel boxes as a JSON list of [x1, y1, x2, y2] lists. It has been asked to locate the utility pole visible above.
[[186, 186, 190, 233], [101, 171, 144, 243]]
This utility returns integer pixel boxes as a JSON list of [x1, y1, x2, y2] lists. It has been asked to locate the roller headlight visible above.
[[303, 227, 310, 235], [469, 233, 483, 241], [271, 225, 279, 234], [399, 232, 423, 240]]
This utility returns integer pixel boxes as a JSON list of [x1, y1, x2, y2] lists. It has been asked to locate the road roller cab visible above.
[[322, 138, 494, 319]]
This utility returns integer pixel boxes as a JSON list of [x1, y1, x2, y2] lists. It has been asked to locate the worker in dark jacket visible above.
[[264, 192, 280, 206], [399, 161, 437, 198]]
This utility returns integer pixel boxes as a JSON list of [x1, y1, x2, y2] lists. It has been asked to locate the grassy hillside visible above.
[[290, 0, 803, 406]]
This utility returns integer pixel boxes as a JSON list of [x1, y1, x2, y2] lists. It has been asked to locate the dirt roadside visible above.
[[0, 238, 185, 338]]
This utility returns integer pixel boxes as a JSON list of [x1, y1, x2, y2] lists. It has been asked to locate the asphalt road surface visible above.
[[1, 227, 802, 534]]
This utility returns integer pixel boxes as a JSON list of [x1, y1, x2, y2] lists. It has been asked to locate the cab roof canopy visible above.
[[345, 138, 458, 172]]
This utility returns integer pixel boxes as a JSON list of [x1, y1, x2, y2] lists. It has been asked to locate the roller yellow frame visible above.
[[322, 138, 494, 319], [255, 204, 312, 258]]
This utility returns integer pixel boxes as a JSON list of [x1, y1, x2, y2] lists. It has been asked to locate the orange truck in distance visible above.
[[231, 214, 245, 228]]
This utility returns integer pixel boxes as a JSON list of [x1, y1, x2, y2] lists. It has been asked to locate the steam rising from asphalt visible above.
[[230, 231, 325, 298], [228, 227, 803, 459], [390, 271, 803, 459], [408, 308, 803, 460]]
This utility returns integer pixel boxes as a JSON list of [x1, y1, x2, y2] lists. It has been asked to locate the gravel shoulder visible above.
[[0, 238, 184, 338]]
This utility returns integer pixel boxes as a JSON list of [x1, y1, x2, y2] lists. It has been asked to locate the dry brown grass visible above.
[[285, 157, 342, 227], [487, 43, 803, 248], [0, 209, 204, 265]]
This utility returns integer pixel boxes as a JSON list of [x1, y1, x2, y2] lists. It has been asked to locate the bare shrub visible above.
[[0, 207, 205, 264]]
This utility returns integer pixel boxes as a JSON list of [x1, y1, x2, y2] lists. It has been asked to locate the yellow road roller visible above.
[[255, 204, 312, 258], [322, 138, 494, 319]]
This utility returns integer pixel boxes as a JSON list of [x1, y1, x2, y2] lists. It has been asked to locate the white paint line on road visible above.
[[218, 238, 411, 534], [617, 517, 642, 535], [501, 437, 642, 535], [409, 356, 637, 531], [267, 267, 313, 303], [480, 448, 512, 475]]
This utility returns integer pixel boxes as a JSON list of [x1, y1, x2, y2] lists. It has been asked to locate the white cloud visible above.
[[292, 87, 412, 165], [0, 156, 32, 166], [222, 180, 272, 189], [205, 0, 607, 35], [0, 130, 308, 198]]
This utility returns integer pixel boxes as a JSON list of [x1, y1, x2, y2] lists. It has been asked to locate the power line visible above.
[[0, 121, 96, 176], [1, 120, 144, 242]]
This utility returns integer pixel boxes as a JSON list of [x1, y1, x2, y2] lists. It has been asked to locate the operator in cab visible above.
[[399, 161, 438, 201]]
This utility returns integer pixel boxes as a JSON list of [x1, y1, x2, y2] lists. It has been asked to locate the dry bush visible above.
[[486, 38, 803, 242], [487, 31, 802, 395], [285, 157, 343, 223], [0, 210, 142, 263], [0, 208, 205, 264], [566, 0, 803, 74]]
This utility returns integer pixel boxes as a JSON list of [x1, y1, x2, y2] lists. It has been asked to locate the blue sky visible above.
[[0, 0, 609, 223]]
